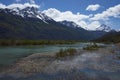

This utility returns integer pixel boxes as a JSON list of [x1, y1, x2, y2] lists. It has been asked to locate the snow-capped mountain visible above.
[[0, 6, 106, 40], [96, 24, 112, 32], [59, 20, 82, 28], [116, 29, 120, 32], [0, 6, 54, 24]]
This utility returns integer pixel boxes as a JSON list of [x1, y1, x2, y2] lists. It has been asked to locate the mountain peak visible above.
[[96, 24, 112, 32], [0, 6, 54, 24]]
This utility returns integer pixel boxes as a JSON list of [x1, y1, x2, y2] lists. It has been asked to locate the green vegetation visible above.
[[118, 56, 120, 60], [95, 31, 120, 43], [83, 43, 104, 50], [55, 48, 77, 58], [0, 39, 78, 46]]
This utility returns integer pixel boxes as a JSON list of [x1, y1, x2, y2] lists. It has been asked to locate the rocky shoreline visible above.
[[0, 44, 120, 80]]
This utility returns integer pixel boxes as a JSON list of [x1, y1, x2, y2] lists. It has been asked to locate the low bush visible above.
[[55, 48, 77, 58], [83, 43, 104, 50]]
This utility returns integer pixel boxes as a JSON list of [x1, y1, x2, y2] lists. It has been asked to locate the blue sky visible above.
[[0, 0, 120, 30]]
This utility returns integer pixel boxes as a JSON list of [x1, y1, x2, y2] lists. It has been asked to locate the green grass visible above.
[[0, 39, 78, 46], [55, 48, 77, 58], [83, 43, 104, 51]]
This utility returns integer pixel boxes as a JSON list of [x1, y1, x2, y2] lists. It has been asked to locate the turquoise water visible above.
[[0, 43, 120, 80], [0, 43, 91, 66]]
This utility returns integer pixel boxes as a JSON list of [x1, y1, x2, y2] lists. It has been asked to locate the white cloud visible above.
[[0, 3, 6, 9], [77, 21, 88, 29], [86, 4, 100, 11], [43, 8, 90, 21], [87, 21, 101, 30], [42, 8, 101, 30], [76, 21, 101, 30], [42, 8, 90, 29], [91, 4, 120, 20], [0, 3, 40, 9]]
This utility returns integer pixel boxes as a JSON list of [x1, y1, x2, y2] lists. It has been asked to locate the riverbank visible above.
[[0, 42, 93, 69], [0, 39, 80, 46], [0, 43, 120, 80]]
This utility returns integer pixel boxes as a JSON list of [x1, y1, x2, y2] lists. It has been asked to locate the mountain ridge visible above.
[[96, 24, 112, 32], [0, 7, 106, 40], [95, 31, 120, 43]]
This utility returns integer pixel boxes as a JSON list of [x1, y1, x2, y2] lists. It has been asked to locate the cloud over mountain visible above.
[[42, 4, 120, 30], [42, 8, 101, 30], [43, 8, 92, 29], [42, 8, 90, 21], [0, 2, 119, 30], [0, 3, 39, 9]]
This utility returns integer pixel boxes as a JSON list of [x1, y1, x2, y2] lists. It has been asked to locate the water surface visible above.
[[0, 43, 93, 66]]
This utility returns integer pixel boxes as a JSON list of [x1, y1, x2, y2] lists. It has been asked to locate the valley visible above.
[[0, 2, 120, 80]]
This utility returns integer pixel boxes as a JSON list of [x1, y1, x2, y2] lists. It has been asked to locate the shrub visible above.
[[55, 48, 76, 58], [83, 43, 104, 50]]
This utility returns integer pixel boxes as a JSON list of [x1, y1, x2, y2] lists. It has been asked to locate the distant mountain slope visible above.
[[96, 24, 112, 32], [95, 31, 120, 43], [59, 20, 107, 40], [0, 7, 106, 41], [59, 20, 82, 29]]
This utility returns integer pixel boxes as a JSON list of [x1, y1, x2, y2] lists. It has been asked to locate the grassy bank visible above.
[[0, 39, 81, 46]]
